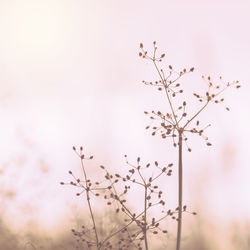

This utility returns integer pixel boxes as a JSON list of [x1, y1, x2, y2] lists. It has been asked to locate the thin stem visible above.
[[144, 186, 149, 250], [183, 100, 209, 129], [152, 60, 179, 127], [80, 158, 100, 249], [136, 166, 149, 250], [176, 131, 183, 250]]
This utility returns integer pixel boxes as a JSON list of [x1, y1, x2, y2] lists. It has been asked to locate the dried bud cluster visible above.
[[139, 41, 240, 151]]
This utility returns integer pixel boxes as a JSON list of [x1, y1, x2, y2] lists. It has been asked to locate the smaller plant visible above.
[[61, 147, 194, 250], [99, 155, 172, 250]]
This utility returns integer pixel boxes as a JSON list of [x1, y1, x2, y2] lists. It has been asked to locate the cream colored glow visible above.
[[0, 1, 249, 248], [12, 5, 58, 47]]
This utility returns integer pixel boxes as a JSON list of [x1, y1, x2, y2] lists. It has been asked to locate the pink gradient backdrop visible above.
[[0, 0, 249, 244]]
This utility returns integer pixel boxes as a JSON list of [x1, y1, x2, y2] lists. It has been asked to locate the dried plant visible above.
[[139, 41, 240, 250], [61, 42, 240, 250], [98, 155, 172, 250], [60, 147, 138, 250], [61, 148, 193, 250]]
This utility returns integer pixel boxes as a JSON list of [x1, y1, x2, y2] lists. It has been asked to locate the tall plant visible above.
[[139, 41, 240, 250]]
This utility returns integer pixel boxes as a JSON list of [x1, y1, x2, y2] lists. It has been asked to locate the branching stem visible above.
[[152, 60, 179, 127]]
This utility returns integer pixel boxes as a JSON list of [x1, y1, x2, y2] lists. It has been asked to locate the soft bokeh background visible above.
[[0, 0, 249, 249]]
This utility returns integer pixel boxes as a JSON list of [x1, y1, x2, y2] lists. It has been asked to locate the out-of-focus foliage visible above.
[[0, 214, 250, 250]]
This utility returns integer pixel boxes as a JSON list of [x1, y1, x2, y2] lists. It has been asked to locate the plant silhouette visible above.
[[61, 41, 240, 250], [139, 41, 240, 250]]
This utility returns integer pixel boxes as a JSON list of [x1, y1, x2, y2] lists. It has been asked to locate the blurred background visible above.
[[0, 0, 249, 249]]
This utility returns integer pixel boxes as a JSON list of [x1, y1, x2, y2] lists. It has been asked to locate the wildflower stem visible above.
[[176, 130, 183, 250], [144, 186, 149, 250], [80, 158, 100, 249]]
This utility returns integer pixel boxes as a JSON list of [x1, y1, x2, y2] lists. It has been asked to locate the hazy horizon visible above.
[[0, 0, 249, 249]]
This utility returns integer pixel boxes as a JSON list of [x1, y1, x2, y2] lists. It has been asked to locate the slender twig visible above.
[[176, 130, 183, 250], [80, 157, 100, 249], [183, 100, 209, 129]]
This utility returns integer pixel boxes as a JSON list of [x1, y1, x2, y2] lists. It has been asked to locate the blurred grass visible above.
[[0, 213, 250, 250]]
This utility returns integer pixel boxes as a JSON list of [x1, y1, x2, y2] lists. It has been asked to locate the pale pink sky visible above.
[[0, 0, 249, 241]]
